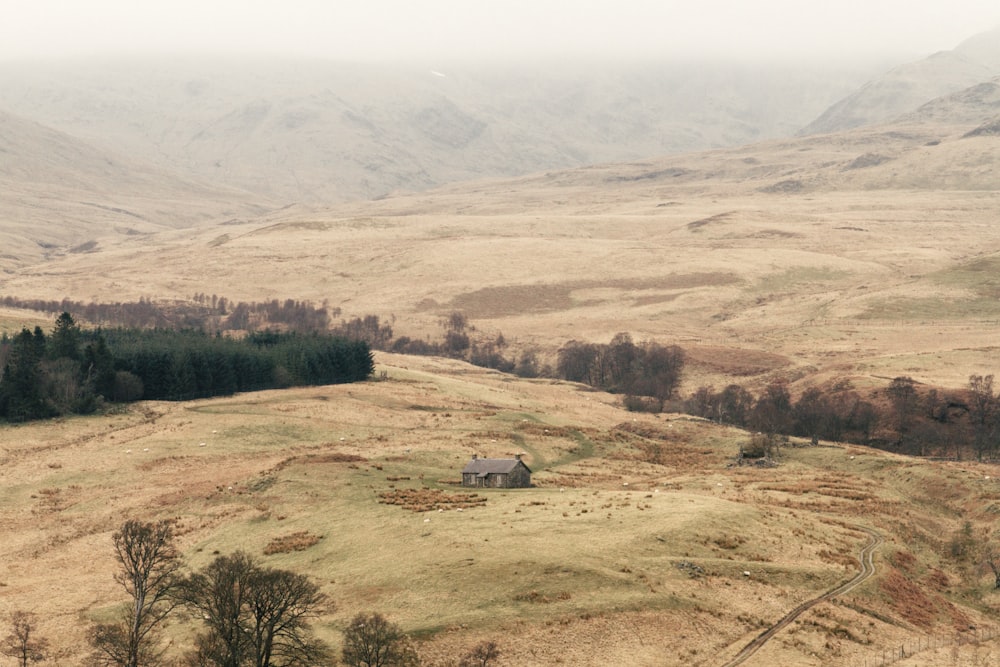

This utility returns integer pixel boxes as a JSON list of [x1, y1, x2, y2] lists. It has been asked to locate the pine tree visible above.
[[0, 328, 52, 422], [49, 312, 81, 360]]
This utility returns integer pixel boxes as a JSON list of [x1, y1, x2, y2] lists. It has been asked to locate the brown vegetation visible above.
[[377, 489, 488, 512], [262, 531, 323, 555], [4, 79, 1000, 664]]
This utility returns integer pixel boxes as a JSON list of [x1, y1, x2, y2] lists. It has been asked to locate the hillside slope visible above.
[[0, 355, 999, 665], [800, 26, 1000, 135], [0, 58, 879, 203], [2, 94, 997, 393], [0, 108, 273, 271]]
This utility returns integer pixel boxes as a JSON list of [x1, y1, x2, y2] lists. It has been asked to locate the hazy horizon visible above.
[[2, 0, 999, 64]]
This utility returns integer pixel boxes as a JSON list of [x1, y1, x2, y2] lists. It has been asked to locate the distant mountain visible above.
[[0, 108, 270, 271], [0, 58, 880, 204], [799, 26, 1000, 135], [2, 96, 996, 355], [902, 77, 1000, 125]]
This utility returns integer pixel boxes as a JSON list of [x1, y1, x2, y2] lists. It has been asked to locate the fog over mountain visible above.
[[800, 26, 1000, 134], [0, 58, 882, 204], [0, 106, 271, 270], [2, 19, 999, 274]]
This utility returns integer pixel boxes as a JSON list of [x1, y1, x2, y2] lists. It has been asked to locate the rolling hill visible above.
[[2, 74, 997, 393], [0, 108, 273, 271], [1, 352, 1000, 665], [2, 34, 1000, 667], [0, 57, 880, 204], [800, 26, 1000, 135]]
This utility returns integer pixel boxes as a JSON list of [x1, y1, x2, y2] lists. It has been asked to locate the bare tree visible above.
[[182, 551, 256, 667], [969, 374, 997, 461], [443, 311, 468, 334], [627, 341, 685, 411], [459, 640, 501, 667], [91, 519, 182, 667], [985, 552, 1000, 590], [514, 349, 540, 378], [718, 384, 754, 426], [341, 612, 419, 667], [181, 551, 330, 667], [749, 382, 793, 436], [843, 394, 879, 444], [2, 611, 47, 667], [886, 376, 918, 448], [244, 567, 331, 667], [605, 332, 637, 391], [556, 341, 599, 385]]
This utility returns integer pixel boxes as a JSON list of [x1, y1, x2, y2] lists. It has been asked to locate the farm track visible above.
[[718, 526, 883, 667]]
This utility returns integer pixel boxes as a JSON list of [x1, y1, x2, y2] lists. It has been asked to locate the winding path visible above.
[[718, 526, 883, 667]]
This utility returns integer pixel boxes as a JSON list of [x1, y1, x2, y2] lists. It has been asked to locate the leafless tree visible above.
[[459, 640, 501, 667], [443, 311, 468, 334], [181, 552, 256, 667], [969, 374, 997, 461], [2, 611, 47, 667], [181, 551, 330, 667], [244, 567, 331, 666], [750, 382, 793, 436], [985, 551, 1000, 590], [556, 341, 599, 385], [341, 612, 419, 667], [887, 376, 918, 445], [90, 519, 182, 667]]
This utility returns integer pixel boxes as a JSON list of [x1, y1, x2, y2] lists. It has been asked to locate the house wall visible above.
[[507, 463, 531, 488], [461, 462, 531, 488]]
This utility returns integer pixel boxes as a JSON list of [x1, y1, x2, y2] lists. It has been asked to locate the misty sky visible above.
[[1, 0, 998, 63]]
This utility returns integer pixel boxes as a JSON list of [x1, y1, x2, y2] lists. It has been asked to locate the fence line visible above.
[[856, 627, 1000, 666]]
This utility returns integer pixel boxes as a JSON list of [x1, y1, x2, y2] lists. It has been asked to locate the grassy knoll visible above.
[[2, 355, 1000, 665]]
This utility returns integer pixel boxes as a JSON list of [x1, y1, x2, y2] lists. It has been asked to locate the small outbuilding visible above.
[[461, 454, 531, 489]]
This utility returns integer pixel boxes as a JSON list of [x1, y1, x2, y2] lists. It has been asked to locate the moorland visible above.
[[1, 29, 1000, 666]]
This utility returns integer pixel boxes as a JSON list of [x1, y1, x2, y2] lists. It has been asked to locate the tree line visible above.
[[337, 312, 544, 379], [684, 374, 1000, 461], [4, 520, 500, 666], [0, 294, 535, 379], [0, 295, 337, 333], [344, 316, 684, 399], [556, 333, 685, 412], [542, 331, 999, 461], [322, 317, 1000, 461], [684, 380, 877, 444], [0, 314, 373, 423], [5, 308, 998, 460]]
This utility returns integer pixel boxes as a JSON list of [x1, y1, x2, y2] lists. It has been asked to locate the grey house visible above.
[[461, 454, 531, 488]]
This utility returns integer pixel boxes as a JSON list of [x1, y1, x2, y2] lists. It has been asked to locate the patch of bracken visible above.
[[378, 488, 487, 512]]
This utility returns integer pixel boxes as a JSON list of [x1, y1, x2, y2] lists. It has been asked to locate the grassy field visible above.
[[0, 307, 50, 335], [1, 354, 999, 665], [3, 167, 998, 399], [2, 103, 1000, 664]]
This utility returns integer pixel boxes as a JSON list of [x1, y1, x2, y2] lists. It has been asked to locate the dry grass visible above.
[[4, 116, 1000, 664], [4, 154, 1000, 396], [0, 356, 999, 665]]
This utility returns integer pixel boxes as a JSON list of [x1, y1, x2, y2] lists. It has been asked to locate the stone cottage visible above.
[[461, 454, 531, 488]]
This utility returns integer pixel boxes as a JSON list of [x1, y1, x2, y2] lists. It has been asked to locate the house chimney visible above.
[[472, 454, 478, 460], [514, 453, 522, 461]]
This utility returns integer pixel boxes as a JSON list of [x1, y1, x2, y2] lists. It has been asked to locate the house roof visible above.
[[462, 457, 531, 475]]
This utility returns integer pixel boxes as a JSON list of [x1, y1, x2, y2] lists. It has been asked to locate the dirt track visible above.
[[718, 526, 884, 667]]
